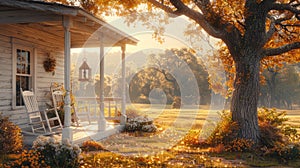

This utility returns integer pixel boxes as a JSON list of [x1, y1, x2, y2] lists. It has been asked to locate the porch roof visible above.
[[0, 0, 138, 48]]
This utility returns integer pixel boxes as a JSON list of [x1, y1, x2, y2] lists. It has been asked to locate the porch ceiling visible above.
[[0, 0, 138, 48]]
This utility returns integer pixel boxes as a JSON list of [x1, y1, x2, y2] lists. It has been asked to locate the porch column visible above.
[[121, 45, 127, 125], [62, 16, 73, 142], [98, 33, 106, 131]]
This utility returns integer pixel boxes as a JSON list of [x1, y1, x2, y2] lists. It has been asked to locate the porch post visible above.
[[62, 16, 73, 142], [98, 32, 106, 131], [121, 45, 127, 125]]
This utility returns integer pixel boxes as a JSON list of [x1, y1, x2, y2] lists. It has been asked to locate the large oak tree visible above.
[[51, 0, 300, 143]]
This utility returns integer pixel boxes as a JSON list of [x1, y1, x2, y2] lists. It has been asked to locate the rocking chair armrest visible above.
[[44, 108, 55, 113], [27, 110, 42, 114]]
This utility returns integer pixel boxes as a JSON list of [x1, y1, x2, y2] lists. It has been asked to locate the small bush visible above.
[[124, 107, 157, 133], [276, 144, 299, 161], [125, 116, 157, 133], [32, 136, 81, 168], [206, 111, 239, 147], [257, 108, 300, 161], [261, 143, 300, 161], [6, 149, 49, 168], [0, 114, 23, 155], [81, 140, 106, 152], [225, 138, 254, 152], [258, 108, 286, 148], [181, 129, 202, 147], [259, 121, 283, 148], [205, 111, 254, 152], [206, 108, 300, 161]]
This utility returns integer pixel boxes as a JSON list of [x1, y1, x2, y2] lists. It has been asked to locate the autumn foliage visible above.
[[0, 114, 23, 155], [48, 0, 300, 143], [203, 108, 300, 160]]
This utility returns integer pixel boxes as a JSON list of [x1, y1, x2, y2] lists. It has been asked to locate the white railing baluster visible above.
[[75, 97, 122, 123]]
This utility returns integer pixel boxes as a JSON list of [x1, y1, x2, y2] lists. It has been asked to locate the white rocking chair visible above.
[[21, 89, 62, 134], [50, 84, 81, 127]]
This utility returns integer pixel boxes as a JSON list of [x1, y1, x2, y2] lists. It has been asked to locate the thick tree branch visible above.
[[194, 0, 210, 15], [271, 3, 300, 14], [264, 16, 277, 44], [281, 23, 300, 27], [166, 0, 225, 38], [147, 0, 182, 17], [263, 42, 300, 57], [264, 12, 298, 43], [149, 0, 244, 56], [263, 13, 294, 44], [195, 0, 243, 56], [147, 0, 219, 37]]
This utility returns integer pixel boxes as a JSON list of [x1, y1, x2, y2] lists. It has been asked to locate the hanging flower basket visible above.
[[43, 53, 56, 72]]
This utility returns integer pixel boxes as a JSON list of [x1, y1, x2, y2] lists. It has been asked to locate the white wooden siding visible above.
[[0, 24, 65, 128], [0, 35, 12, 112]]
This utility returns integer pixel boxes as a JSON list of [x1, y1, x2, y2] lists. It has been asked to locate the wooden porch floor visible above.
[[23, 122, 124, 147], [72, 121, 124, 144]]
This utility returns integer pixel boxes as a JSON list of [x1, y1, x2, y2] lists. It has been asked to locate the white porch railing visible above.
[[74, 97, 122, 124]]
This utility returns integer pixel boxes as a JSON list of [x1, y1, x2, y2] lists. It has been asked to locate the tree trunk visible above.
[[230, 55, 260, 143]]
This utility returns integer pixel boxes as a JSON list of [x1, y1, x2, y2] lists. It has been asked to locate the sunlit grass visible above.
[[58, 106, 300, 167], [94, 105, 300, 167], [211, 151, 300, 167], [2, 105, 300, 167], [285, 109, 300, 133], [79, 150, 247, 168]]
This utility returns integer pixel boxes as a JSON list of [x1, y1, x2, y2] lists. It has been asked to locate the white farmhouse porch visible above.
[[61, 17, 134, 142], [0, 0, 138, 144]]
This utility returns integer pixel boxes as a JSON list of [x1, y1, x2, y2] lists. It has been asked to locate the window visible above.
[[13, 45, 35, 108]]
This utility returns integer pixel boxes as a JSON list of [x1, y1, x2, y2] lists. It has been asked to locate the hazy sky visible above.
[[71, 14, 219, 76], [104, 15, 191, 53]]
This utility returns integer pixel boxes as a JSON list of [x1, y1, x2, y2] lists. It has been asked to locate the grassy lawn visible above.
[[100, 104, 211, 154], [88, 105, 300, 167], [1, 105, 299, 167], [285, 109, 300, 133]]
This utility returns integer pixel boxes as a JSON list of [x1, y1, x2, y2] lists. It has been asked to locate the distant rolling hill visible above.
[[72, 49, 164, 76]]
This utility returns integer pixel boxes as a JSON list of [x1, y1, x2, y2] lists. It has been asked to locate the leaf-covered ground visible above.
[[80, 105, 300, 167]]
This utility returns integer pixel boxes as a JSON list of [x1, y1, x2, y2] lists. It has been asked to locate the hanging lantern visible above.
[[79, 58, 91, 82]]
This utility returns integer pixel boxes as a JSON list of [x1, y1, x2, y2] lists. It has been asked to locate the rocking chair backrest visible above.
[[50, 83, 81, 126], [52, 90, 64, 109], [21, 88, 63, 134], [21, 90, 40, 113], [20, 88, 47, 134]]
